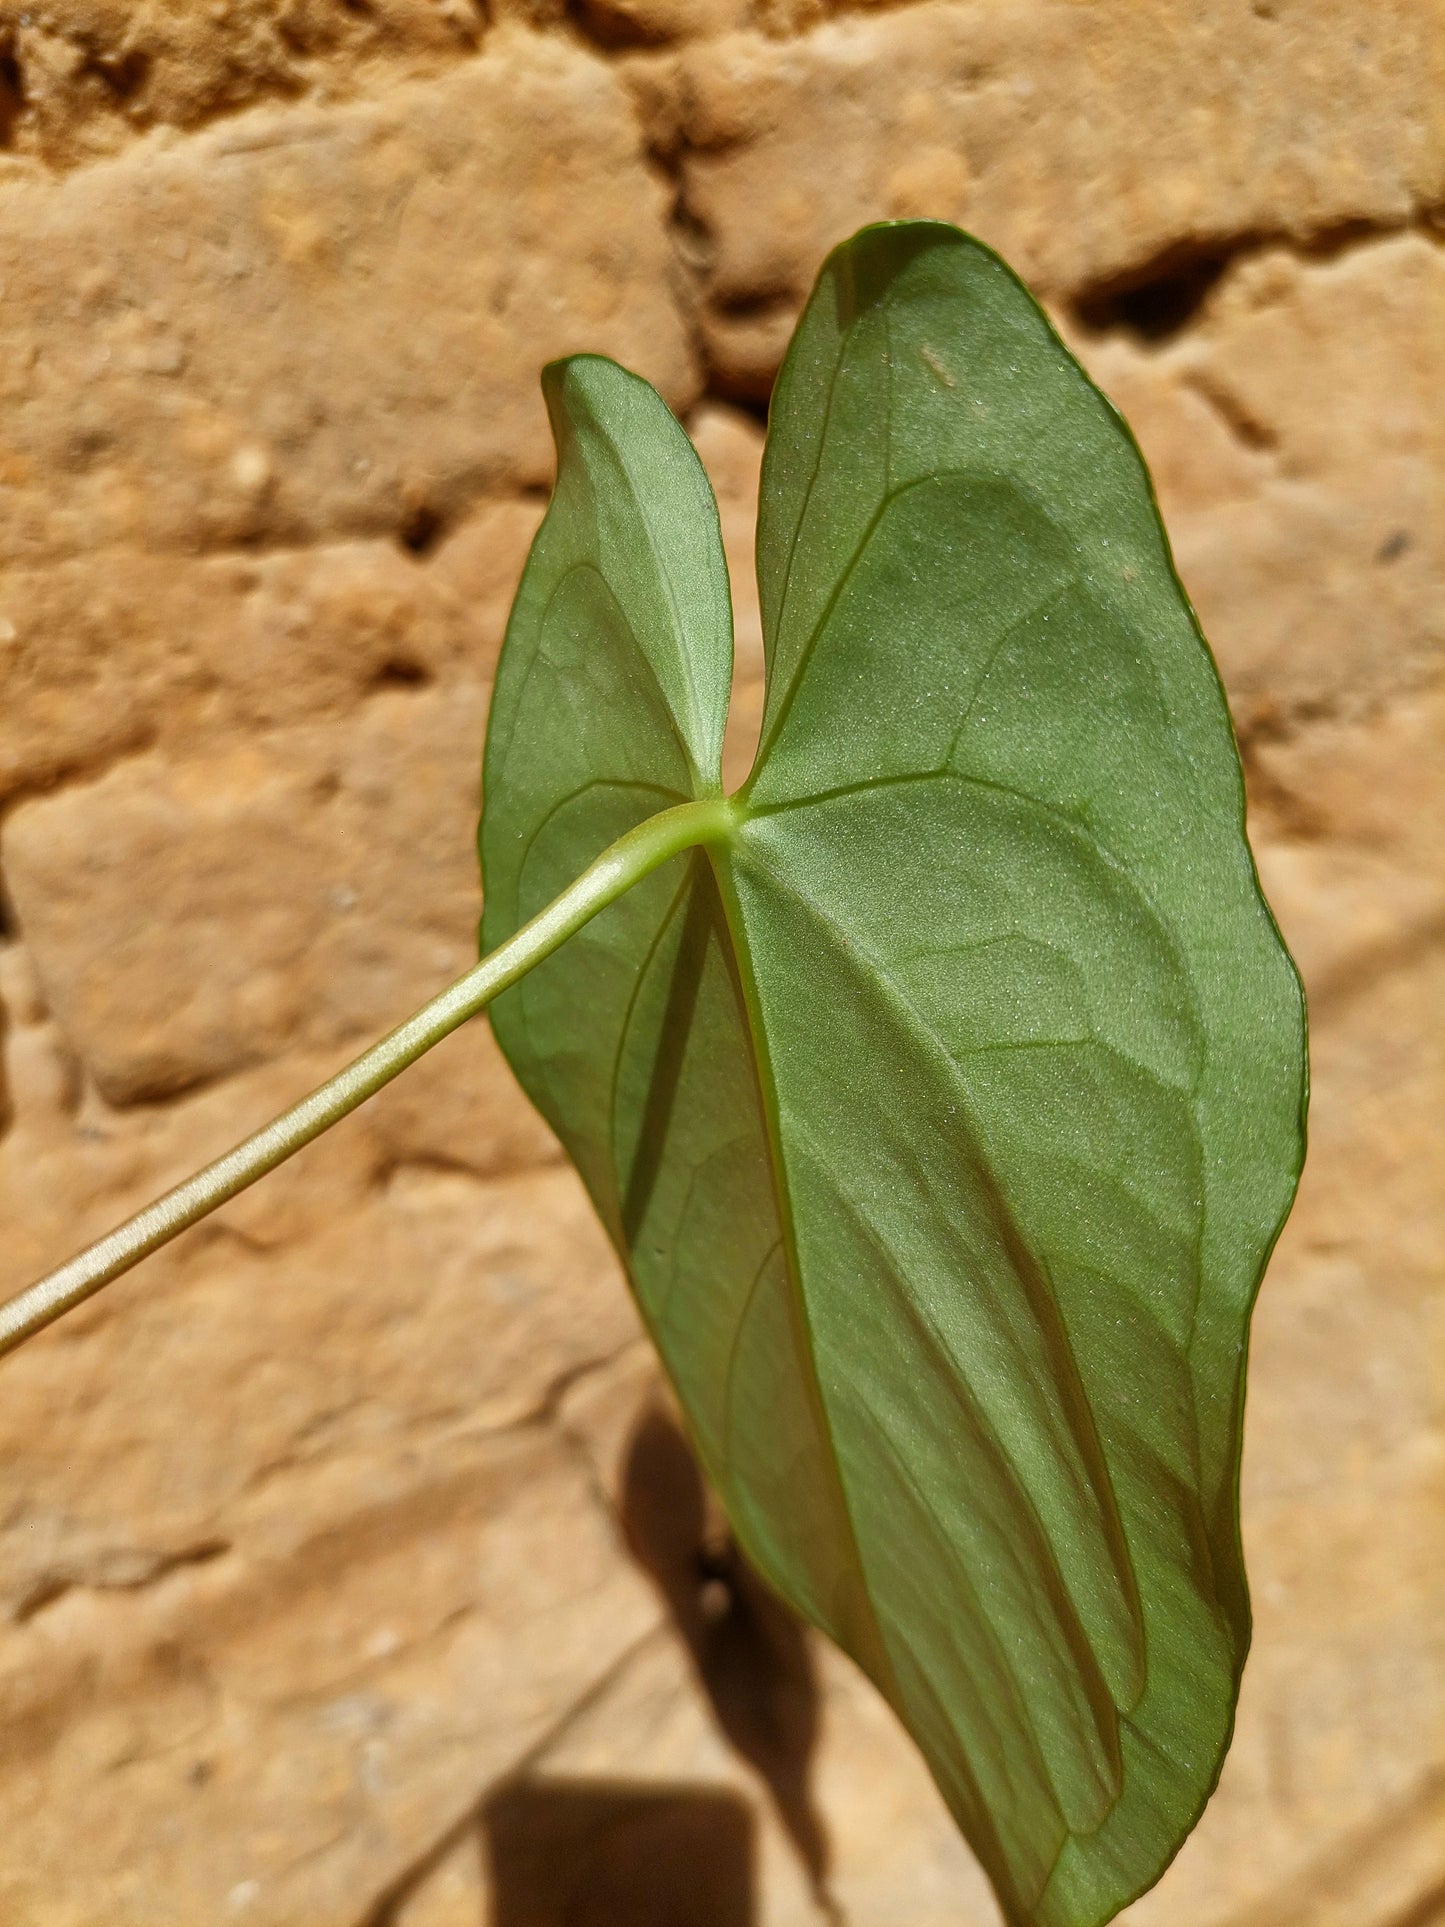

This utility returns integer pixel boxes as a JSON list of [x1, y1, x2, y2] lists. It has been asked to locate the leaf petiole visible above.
[[0, 794, 739, 1362]]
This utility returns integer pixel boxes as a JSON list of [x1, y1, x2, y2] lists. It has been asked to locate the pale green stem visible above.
[[0, 797, 738, 1362]]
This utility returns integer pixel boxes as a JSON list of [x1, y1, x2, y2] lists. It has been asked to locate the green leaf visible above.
[[480, 224, 1307, 1927]]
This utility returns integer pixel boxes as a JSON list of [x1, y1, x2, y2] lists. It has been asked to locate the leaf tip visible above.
[[822, 218, 973, 325]]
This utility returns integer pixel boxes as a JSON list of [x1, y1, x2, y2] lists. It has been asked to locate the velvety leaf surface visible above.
[[480, 225, 1307, 1927]]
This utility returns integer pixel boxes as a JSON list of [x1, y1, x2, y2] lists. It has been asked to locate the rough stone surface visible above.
[[1, 1, 488, 167], [0, 4, 1440, 1922], [0, 500, 544, 802], [670, 1, 1445, 395], [0, 36, 697, 561], [1075, 232, 1445, 730]]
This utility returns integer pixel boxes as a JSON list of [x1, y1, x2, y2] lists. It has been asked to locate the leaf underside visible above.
[[480, 223, 1306, 1927]]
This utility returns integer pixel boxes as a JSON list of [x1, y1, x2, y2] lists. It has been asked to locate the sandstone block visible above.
[[0, 498, 541, 807], [0, 33, 696, 563], [0, 952, 650, 1922], [673, 1, 1444, 396], [1074, 231, 1445, 726], [3, 0, 487, 168], [0, 1423, 661, 1927], [1, 685, 496, 1102]]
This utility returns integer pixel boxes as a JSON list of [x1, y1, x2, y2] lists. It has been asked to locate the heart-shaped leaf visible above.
[[480, 222, 1306, 1927]]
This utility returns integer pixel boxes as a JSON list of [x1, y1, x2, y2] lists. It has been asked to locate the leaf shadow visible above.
[[619, 858, 715, 1250], [619, 1399, 843, 1922]]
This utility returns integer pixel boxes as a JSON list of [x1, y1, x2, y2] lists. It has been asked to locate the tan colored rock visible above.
[[674, 1, 1444, 394], [1075, 230, 1445, 727], [0, 650, 565, 1235], [0, 498, 541, 807], [0, 916, 652, 1924], [2, 687, 492, 1100], [4, 0, 486, 169], [0, 1423, 662, 1927], [0, 33, 697, 563]]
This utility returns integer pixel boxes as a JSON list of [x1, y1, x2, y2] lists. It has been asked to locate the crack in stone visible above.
[[0, 723, 160, 819], [1070, 208, 1445, 344], [0, 473, 523, 576], [236, 1339, 643, 1526], [12, 1537, 232, 1625]]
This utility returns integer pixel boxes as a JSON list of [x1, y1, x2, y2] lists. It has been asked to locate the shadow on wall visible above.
[[363, 1399, 836, 1925], [485, 1778, 755, 1926], [618, 1400, 838, 1917]]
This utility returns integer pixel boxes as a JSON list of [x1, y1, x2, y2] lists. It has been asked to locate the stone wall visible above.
[[0, 3, 1440, 1922]]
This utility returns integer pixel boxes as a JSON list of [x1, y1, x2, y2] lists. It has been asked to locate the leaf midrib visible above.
[[704, 841, 906, 1701]]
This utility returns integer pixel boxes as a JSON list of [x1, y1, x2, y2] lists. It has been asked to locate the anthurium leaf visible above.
[[480, 225, 1307, 1927]]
